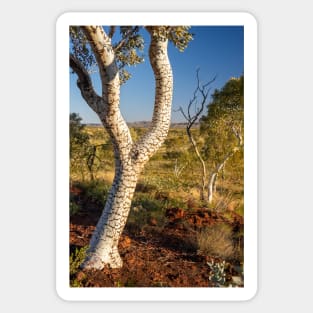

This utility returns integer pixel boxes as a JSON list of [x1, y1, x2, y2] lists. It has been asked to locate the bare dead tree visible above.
[[178, 69, 216, 201]]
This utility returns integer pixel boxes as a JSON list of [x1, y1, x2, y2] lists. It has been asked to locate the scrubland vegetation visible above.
[[69, 76, 244, 287]]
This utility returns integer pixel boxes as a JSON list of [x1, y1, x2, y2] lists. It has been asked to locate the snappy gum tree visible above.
[[201, 76, 244, 203], [70, 26, 192, 269]]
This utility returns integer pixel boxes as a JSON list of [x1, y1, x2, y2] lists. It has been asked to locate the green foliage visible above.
[[199, 76, 244, 195], [114, 26, 145, 84], [84, 183, 108, 208], [77, 180, 110, 209], [70, 201, 80, 216], [69, 27, 95, 71], [70, 113, 89, 156], [70, 246, 88, 287], [127, 192, 167, 234], [70, 246, 88, 276], [168, 26, 194, 52], [132, 193, 163, 212], [200, 76, 244, 164], [70, 115, 113, 182], [70, 124, 243, 259], [148, 26, 193, 52], [70, 113, 92, 181], [70, 26, 193, 85]]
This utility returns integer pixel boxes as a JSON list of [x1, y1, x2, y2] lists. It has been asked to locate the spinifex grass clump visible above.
[[197, 223, 235, 259]]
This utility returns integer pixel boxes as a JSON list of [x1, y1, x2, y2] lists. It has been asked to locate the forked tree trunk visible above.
[[207, 148, 239, 204], [70, 26, 173, 269], [207, 125, 243, 204]]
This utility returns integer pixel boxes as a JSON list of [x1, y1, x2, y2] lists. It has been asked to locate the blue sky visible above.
[[70, 26, 243, 123]]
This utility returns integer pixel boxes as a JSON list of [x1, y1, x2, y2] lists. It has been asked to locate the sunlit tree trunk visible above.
[[70, 26, 173, 269], [208, 172, 217, 204], [186, 128, 207, 201], [207, 146, 241, 204]]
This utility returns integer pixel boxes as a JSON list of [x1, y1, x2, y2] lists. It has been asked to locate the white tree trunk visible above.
[[208, 172, 217, 204], [71, 26, 173, 269], [186, 128, 207, 201], [83, 167, 138, 269], [207, 147, 241, 204]]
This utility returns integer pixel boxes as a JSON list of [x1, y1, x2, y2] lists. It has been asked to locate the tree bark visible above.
[[186, 127, 207, 201], [82, 166, 138, 269], [70, 26, 173, 269], [208, 172, 217, 204]]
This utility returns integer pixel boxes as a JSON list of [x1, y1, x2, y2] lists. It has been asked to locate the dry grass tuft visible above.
[[197, 223, 235, 259]]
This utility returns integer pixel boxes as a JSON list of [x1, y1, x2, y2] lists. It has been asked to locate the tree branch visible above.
[[131, 27, 173, 167], [232, 125, 243, 147], [180, 70, 216, 129], [80, 26, 133, 163], [176, 106, 189, 123], [81, 26, 120, 93], [178, 70, 216, 201], [113, 26, 139, 53], [70, 54, 101, 112], [108, 26, 116, 39]]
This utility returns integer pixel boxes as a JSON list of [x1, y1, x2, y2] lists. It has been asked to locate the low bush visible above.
[[70, 245, 88, 276], [70, 202, 80, 216], [71, 180, 110, 212], [70, 246, 88, 287]]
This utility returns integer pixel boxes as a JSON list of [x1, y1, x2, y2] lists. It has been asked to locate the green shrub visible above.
[[70, 246, 88, 276], [135, 182, 158, 193], [70, 202, 80, 216], [85, 184, 108, 207], [126, 192, 171, 234], [163, 150, 183, 160], [75, 180, 110, 209], [69, 246, 88, 287]]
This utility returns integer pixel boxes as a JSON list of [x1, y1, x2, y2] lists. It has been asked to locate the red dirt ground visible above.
[[70, 205, 243, 288]]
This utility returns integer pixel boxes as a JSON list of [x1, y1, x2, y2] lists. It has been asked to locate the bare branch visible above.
[[114, 38, 127, 53], [177, 69, 216, 201], [181, 69, 216, 129], [176, 106, 189, 123], [202, 75, 217, 90]]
